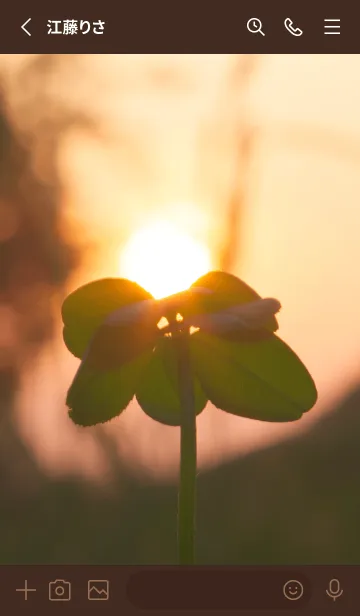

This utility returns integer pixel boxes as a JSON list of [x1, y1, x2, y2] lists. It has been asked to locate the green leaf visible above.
[[62, 278, 153, 358], [78, 319, 160, 373], [67, 350, 151, 426], [136, 337, 207, 426], [191, 332, 317, 422], [184, 271, 279, 333]]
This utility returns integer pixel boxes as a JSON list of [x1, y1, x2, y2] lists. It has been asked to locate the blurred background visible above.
[[0, 53, 360, 564]]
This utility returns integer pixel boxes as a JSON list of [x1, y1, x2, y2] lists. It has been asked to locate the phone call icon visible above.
[[284, 18, 303, 36]]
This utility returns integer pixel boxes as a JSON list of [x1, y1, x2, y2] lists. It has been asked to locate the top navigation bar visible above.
[[0, 4, 359, 53]]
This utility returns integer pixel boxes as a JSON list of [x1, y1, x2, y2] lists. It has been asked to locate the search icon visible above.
[[247, 17, 265, 36]]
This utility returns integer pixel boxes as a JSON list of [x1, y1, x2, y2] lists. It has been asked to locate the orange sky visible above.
[[5, 53, 360, 480]]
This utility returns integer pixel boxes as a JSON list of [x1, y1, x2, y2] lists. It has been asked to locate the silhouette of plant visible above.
[[62, 270, 317, 564]]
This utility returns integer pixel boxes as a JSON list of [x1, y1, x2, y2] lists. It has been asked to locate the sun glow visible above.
[[119, 220, 212, 298]]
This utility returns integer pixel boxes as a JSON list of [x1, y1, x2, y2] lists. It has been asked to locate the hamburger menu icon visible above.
[[87, 580, 109, 601]]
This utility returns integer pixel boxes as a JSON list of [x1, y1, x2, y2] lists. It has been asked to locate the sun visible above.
[[119, 220, 212, 298]]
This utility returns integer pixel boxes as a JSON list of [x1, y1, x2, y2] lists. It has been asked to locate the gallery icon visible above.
[[88, 580, 110, 601], [49, 579, 71, 601]]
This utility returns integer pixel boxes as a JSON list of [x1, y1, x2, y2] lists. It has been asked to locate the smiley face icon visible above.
[[283, 579, 304, 601]]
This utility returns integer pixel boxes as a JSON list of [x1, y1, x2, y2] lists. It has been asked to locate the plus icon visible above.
[[16, 580, 37, 600]]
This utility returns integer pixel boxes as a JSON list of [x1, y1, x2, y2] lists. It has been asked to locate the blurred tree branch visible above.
[[0, 55, 95, 490], [219, 55, 260, 273]]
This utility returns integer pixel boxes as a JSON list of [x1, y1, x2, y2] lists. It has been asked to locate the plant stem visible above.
[[176, 328, 197, 565]]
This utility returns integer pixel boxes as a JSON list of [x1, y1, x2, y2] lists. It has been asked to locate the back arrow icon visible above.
[[21, 18, 31, 36]]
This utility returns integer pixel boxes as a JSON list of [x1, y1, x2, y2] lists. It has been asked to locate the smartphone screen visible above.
[[0, 5, 358, 615]]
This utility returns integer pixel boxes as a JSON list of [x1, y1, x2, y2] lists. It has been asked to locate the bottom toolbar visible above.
[[2, 565, 359, 614]]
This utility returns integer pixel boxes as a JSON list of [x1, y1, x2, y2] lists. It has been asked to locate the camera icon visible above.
[[49, 579, 71, 601]]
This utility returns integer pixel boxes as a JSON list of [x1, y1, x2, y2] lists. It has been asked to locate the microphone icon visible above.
[[326, 579, 343, 601]]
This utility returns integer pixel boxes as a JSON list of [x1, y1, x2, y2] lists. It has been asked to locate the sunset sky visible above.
[[3, 54, 360, 480]]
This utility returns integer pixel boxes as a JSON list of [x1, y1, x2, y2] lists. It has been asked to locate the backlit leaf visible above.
[[67, 350, 151, 426], [80, 319, 160, 372], [62, 278, 153, 358], [191, 332, 317, 422], [136, 336, 207, 426], [184, 271, 279, 333]]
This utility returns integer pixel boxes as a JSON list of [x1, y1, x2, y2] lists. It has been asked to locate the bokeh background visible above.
[[1, 53, 360, 564]]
